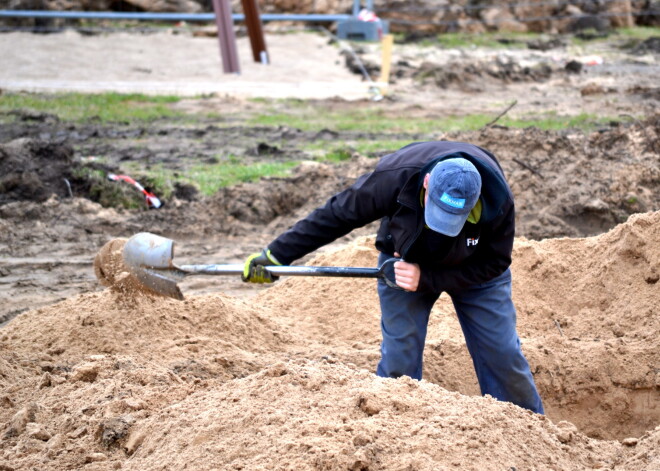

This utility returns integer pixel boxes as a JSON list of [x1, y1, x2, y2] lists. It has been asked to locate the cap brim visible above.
[[424, 201, 469, 237]]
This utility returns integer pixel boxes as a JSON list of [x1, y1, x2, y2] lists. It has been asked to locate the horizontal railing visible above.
[[0, 7, 655, 28], [0, 10, 351, 22]]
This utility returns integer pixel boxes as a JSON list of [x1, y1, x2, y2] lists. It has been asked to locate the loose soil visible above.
[[0, 30, 659, 470]]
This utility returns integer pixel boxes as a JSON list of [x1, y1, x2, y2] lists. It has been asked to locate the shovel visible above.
[[122, 232, 401, 300]]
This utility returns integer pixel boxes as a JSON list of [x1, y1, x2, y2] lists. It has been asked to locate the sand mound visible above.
[[1, 288, 292, 468], [513, 210, 659, 339], [621, 426, 660, 470], [2, 289, 288, 380], [0, 353, 202, 470], [509, 211, 660, 439], [125, 360, 622, 471], [1, 212, 659, 470]]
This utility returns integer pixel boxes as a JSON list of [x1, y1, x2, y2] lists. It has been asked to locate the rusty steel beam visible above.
[[241, 0, 269, 64], [211, 0, 240, 74]]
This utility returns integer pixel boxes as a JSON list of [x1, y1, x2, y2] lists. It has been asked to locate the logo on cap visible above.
[[440, 192, 466, 209]]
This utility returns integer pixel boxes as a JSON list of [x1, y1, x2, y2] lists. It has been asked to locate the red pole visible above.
[[211, 0, 240, 74], [241, 0, 269, 64]]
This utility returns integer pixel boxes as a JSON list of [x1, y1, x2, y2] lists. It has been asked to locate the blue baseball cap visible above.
[[425, 158, 482, 237]]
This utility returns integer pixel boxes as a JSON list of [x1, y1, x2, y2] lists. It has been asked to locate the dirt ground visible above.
[[0, 29, 659, 470]]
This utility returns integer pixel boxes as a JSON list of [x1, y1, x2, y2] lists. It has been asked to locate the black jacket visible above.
[[268, 141, 515, 293]]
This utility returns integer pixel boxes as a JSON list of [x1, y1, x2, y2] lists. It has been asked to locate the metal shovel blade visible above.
[[122, 232, 401, 300], [122, 232, 186, 300]]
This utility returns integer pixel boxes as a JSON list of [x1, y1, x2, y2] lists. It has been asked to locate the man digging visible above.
[[243, 141, 544, 414]]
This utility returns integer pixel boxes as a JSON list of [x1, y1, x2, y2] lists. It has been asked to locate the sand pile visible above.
[[511, 211, 659, 439], [1, 212, 659, 470], [0, 278, 292, 469], [0, 353, 199, 470], [513, 209, 659, 340], [124, 360, 623, 471], [260, 238, 382, 348], [2, 288, 288, 379]]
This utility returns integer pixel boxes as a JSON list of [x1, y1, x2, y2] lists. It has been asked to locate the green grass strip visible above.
[[0, 92, 182, 123], [251, 106, 607, 133], [302, 139, 414, 161], [140, 160, 300, 197]]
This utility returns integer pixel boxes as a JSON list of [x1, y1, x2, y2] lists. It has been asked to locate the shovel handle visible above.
[[178, 258, 402, 289], [178, 264, 381, 278]]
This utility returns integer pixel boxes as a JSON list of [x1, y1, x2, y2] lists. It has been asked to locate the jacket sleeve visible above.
[[418, 203, 515, 293], [267, 169, 399, 265]]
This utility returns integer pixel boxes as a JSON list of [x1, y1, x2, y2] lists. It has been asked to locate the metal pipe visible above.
[[211, 0, 240, 74], [241, 0, 268, 64], [0, 10, 352, 22], [352, 0, 360, 17]]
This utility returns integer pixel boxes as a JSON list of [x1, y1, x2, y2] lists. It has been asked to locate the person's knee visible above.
[[486, 341, 529, 372]]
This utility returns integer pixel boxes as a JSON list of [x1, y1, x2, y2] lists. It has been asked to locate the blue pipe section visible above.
[[0, 10, 352, 22]]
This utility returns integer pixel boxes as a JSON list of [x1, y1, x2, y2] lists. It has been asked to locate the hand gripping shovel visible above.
[[122, 232, 401, 300]]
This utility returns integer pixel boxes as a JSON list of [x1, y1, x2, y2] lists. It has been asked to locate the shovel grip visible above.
[[269, 265, 381, 277]]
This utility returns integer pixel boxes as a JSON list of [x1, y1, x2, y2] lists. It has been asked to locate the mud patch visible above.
[[412, 58, 554, 90], [0, 138, 75, 205], [632, 36, 660, 54], [0, 137, 160, 210]]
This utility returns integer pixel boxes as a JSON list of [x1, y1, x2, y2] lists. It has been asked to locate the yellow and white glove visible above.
[[241, 249, 282, 283]]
